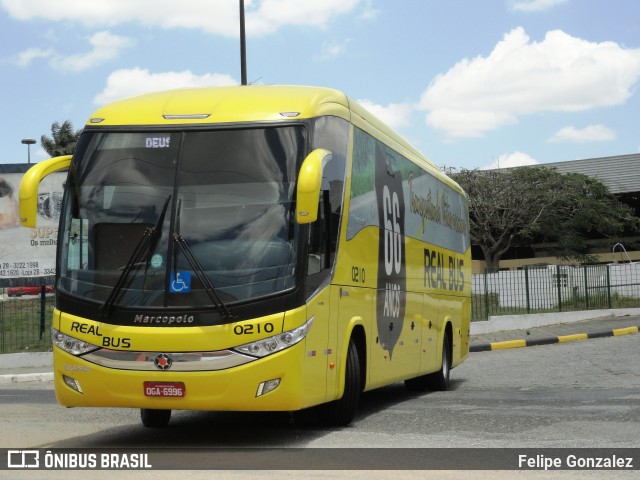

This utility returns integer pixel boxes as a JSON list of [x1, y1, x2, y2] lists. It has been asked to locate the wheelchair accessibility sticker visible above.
[[170, 272, 191, 293]]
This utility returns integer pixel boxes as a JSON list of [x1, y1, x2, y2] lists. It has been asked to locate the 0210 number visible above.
[[234, 323, 274, 335]]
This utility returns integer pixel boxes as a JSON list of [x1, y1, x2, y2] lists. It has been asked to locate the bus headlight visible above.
[[51, 328, 100, 356], [233, 316, 314, 358]]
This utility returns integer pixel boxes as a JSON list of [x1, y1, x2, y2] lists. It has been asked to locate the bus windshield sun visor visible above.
[[99, 195, 172, 317]]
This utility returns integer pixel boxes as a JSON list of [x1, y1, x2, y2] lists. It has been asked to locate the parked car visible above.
[[7, 285, 54, 297]]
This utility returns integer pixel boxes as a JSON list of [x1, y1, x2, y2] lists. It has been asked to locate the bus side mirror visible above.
[[296, 149, 332, 224], [19, 155, 72, 228]]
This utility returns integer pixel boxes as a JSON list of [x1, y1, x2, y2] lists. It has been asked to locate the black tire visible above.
[[319, 339, 361, 426], [140, 408, 171, 428], [425, 330, 451, 391]]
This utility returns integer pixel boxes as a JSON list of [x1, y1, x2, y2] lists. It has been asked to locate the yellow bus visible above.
[[20, 85, 471, 427]]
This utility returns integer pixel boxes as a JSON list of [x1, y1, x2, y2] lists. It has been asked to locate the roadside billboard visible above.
[[0, 166, 65, 281]]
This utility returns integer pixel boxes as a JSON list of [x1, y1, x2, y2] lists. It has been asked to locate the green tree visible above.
[[453, 166, 639, 271], [538, 172, 640, 262], [40, 120, 82, 157]]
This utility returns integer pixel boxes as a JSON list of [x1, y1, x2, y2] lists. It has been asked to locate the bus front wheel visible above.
[[140, 408, 171, 428], [319, 339, 361, 426]]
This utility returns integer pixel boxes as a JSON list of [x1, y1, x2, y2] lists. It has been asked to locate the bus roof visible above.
[[87, 85, 351, 126]]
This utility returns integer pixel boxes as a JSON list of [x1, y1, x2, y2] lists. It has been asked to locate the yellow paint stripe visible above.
[[491, 340, 526, 350], [558, 333, 588, 343], [613, 326, 639, 336]]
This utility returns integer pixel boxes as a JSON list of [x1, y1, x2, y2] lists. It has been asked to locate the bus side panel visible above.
[[366, 289, 422, 390], [324, 285, 344, 401], [328, 284, 371, 399], [438, 297, 458, 365], [455, 295, 472, 366], [301, 285, 332, 407], [438, 292, 471, 369], [337, 229, 424, 390], [420, 293, 439, 375]]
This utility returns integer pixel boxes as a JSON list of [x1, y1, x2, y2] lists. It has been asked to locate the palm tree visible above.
[[40, 120, 82, 156]]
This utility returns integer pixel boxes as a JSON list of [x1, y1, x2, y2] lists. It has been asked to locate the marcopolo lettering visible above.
[[134, 314, 195, 325]]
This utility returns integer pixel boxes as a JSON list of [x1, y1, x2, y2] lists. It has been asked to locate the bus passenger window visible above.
[[307, 189, 331, 276]]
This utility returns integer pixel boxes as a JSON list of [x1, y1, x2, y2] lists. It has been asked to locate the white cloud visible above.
[[547, 125, 616, 143], [357, 99, 414, 130], [418, 27, 640, 138], [510, 0, 568, 12], [316, 39, 351, 60], [0, 0, 359, 37], [15, 31, 132, 71], [247, 0, 359, 36], [94, 68, 237, 104], [52, 31, 133, 72], [358, 0, 380, 21], [15, 47, 53, 67], [482, 151, 539, 170]]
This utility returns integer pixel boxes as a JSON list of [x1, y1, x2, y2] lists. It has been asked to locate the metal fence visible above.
[[0, 278, 55, 354], [472, 263, 640, 320]]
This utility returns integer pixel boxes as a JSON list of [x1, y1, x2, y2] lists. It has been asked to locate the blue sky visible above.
[[1, 0, 639, 170]]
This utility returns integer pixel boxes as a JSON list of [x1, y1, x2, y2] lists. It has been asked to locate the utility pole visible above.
[[239, 0, 247, 85]]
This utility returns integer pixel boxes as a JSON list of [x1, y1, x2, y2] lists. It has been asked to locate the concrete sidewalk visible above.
[[0, 352, 53, 384], [1, 312, 639, 384]]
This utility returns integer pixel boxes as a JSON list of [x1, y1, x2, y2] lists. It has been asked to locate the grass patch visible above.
[[0, 296, 55, 354]]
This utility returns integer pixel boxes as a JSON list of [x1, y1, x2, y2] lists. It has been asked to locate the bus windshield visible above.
[[59, 126, 305, 314]]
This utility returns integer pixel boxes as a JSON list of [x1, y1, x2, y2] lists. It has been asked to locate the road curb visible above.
[[470, 325, 639, 352], [0, 372, 53, 384]]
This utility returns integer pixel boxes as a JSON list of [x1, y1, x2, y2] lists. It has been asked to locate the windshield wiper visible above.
[[172, 200, 234, 319], [100, 195, 171, 316]]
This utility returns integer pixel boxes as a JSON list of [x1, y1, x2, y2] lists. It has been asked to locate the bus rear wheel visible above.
[[140, 408, 171, 428], [404, 330, 451, 392], [319, 339, 361, 426], [425, 330, 451, 391]]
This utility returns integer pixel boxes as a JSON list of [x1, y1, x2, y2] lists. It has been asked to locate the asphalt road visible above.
[[1, 333, 638, 479]]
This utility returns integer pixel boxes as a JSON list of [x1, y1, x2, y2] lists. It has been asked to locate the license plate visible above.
[[143, 381, 186, 398]]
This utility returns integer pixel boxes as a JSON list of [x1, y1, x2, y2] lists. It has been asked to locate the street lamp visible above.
[[21, 138, 36, 164]]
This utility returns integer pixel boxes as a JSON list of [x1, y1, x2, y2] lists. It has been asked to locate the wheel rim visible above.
[[443, 343, 450, 380]]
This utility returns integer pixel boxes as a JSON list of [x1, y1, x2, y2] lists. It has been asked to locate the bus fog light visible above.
[[63, 375, 83, 394], [256, 378, 280, 397]]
